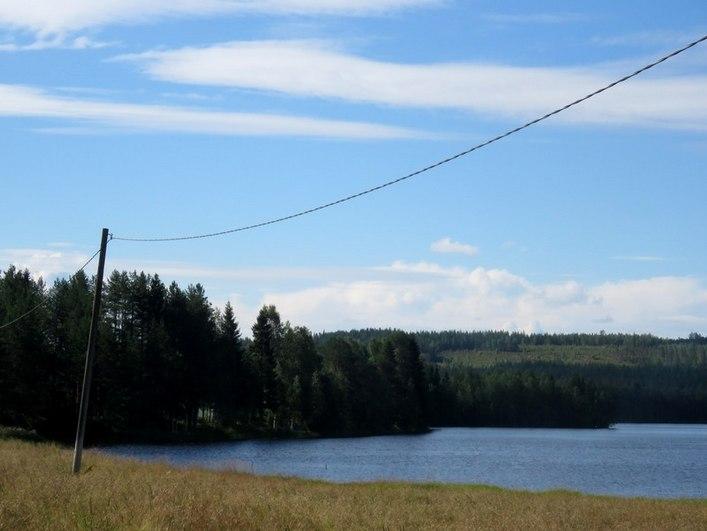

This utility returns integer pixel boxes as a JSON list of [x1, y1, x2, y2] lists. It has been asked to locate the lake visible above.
[[103, 423, 707, 498]]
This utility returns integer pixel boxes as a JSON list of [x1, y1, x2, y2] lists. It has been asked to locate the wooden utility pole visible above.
[[72, 228, 109, 474]]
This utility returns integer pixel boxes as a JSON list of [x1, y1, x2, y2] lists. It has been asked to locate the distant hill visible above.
[[317, 329, 707, 423], [316, 329, 707, 365]]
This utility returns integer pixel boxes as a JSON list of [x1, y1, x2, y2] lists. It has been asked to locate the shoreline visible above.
[[10, 421, 707, 449], [94, 420, 707, 447]]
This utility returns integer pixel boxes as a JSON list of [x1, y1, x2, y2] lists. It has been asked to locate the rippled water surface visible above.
[[103, 424, 707, 498]]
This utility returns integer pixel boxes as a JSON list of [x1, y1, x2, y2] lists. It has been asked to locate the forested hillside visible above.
[[318, 329, 707, 363], [1, 266, 703, 443], [320, 330, 707, 423]]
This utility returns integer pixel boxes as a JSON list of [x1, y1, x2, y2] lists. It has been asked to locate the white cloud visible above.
[[382, 260, 464, 277], [3, 249, 706, 337], [0, 0, 439, 35], [121, 39, 707, 130], [431, 237, 478, 257], [263, 266, 707, 337], [0, 83, 423, 139], [594, 277, 707, 325], [0, 248, 96, 280]]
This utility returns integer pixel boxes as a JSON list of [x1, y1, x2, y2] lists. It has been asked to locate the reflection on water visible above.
[[103, 423, 707, 498]]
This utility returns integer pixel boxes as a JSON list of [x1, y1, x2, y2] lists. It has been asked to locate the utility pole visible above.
[[72, 228, 109, 474]]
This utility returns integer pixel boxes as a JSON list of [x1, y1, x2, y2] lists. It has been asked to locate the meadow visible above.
[[1, 438, 705, 530]]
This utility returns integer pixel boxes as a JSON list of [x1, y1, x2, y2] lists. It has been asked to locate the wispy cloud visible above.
[[120, 40, 707, 131], [0, 0, 440, 35], [0, 247, 370, 288], [482, 12, 586, 25], [501, 240, 528, 253], [430, 237, 478, 257], [0, 83, 424, 139], [0, 35, 116, 52], [612, 255, 667, 262], [591, 30, 697, 48]]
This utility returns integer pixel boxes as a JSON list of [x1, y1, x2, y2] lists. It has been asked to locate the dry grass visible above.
[[0, 439, 705, 530]]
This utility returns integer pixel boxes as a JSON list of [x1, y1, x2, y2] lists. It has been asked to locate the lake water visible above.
[[103, 424, 707, 498]]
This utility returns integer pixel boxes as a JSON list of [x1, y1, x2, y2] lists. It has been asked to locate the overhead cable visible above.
[[108, 34, 707, 242]]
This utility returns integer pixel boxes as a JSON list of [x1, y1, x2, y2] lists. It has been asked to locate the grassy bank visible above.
[[1, 439, 705, 530]]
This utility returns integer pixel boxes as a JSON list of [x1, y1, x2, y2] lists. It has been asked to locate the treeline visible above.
[[0, 267, 616, 442], [322, 329, 707, 423], [319, 329, 707, 359], [492, 361, 707, 423], [0, 267, 430, 441], [429, 368, 614, 428]]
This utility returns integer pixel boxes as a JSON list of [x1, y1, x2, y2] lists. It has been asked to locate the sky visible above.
[[1, 0, 706, 337]]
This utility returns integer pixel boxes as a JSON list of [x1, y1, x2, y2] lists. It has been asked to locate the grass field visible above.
[[1, 439, 705, 529]]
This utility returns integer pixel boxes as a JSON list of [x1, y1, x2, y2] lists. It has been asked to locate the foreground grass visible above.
[[1, 439, 705, 530]]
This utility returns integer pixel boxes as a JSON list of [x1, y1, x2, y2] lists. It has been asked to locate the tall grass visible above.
[[1, 439, 705, 529]]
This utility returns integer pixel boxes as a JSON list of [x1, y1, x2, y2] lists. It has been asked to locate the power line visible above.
[[0, 247, 103, 330], [109, 34, 707, 242]]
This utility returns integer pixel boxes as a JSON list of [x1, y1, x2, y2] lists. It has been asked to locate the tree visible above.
[[276, 325, 321, 430], [249, 305, 282, 428], [215, 302, 246, 423], [320, 337, 383, 434], [0, 267, 49, 430], [379, 332, 427, 432], [44, 270, 92, 437]]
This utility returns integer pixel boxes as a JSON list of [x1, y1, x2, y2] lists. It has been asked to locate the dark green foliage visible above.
[[0, 267, 50, 431], [249, 305, 282, 417], [276, 325, 321, 430], [319, 329, 707, 424], [370, 332, 427, 432], [489, 361, 707, 423], [0, 267, 439, 440], [318, 329, 707, 362], [435, 368, 615, 428], [214, 302, 246, 424], [320, 337, 381, 434], [2, 266, 703, 443]]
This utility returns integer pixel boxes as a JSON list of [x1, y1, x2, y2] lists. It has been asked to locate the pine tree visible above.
[[215, 302, 246, 423], [249, 305, 282, 426]]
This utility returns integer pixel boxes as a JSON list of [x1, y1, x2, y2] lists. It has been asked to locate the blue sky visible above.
[[1, 0, 706, 336]]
